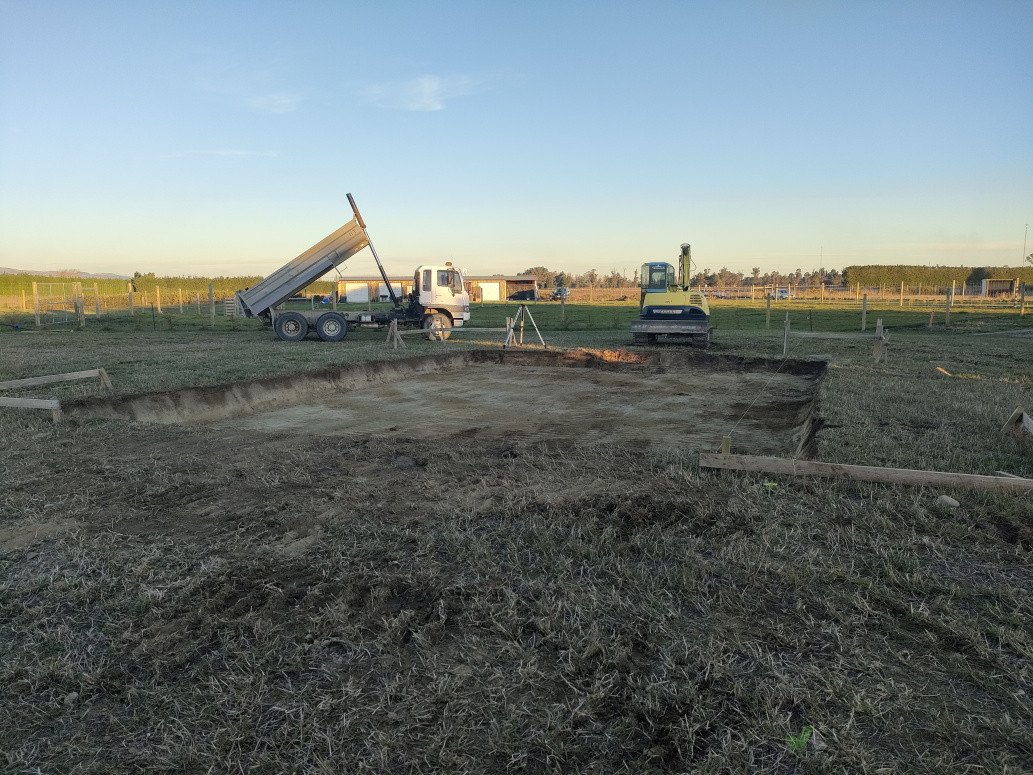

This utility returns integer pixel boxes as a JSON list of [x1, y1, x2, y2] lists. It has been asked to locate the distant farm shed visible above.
[[334, 275, 537, 303], [980, 278, 1020, 298]]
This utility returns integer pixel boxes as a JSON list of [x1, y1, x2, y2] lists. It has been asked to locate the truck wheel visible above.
[[423, 313, 452, 341], [315, 312, 348, 342], [274, 311, 309, 342]]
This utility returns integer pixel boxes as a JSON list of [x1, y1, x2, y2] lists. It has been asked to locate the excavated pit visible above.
[[62, 349, 826, 457]]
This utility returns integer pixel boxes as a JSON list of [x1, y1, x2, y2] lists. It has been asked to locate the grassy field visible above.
[[1, 301, 1032, 773]]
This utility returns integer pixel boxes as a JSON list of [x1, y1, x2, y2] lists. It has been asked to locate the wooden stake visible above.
[[208, 283, 215, 327], [384, 319, 405, 349], [699, 453, 1033, 493], [765, 295, 771, 329], [873, 319, 886, 363], [1001, 407, 1033, 439], [861, 294, 867, 331]]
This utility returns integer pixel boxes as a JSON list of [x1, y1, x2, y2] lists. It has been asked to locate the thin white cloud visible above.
[[163, 149, 278, 158], [363, 75, 479, 111], [248, 92, 305, 114]]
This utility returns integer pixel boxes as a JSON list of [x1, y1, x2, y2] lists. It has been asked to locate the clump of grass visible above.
[[1, 306, 1031, 773]]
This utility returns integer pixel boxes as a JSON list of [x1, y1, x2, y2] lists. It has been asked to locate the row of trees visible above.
[[521, 265, 845, 289], [522, 264, 1033, 289], [520, 267, 637, 289], [0, 272, 269, 297], [841, 265, 1033, 287]]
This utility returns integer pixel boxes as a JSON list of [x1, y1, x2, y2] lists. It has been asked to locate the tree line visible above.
[[5, 262, 1031, 298], [521, 264, 1033, 289], [840, 265, 1033, 287]]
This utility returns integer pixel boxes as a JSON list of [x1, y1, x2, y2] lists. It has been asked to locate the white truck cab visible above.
[[413, 264, 471, 329]]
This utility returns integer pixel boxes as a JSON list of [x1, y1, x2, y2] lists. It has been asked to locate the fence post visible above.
[[208, 283, 215, 327], [32, 282, 40, 327], [873, 319, 886, 363], [195, 293, 200, 315], [783, 313, 790, 356], [93, 283, 100, 316], [74, 282, 85, 329], [765, 294, 771, 329], [128, 290, 134, 315], [179, 288, 184, 314], [950, 280, 955, 308], [861, 294, 868, 331], [900, 282, 904, 308], [21, 290, 25, 312], [945, 290, 951, 326], [155, 286, 162, 314]]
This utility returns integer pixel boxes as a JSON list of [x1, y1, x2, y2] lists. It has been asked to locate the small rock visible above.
[[392, 455, 417, 469], [63, 691, 79, 706], [810, 727, 827, 750], [936, 495, 960, 509]]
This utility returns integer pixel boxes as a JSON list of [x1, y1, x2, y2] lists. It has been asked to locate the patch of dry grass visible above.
[[1, 313, 1032, 773]]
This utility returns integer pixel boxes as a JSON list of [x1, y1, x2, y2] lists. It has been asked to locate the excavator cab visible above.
[[641, 262, 676, 293]]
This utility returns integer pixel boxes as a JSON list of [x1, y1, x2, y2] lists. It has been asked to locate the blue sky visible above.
[[1, 0, 1031, 279]]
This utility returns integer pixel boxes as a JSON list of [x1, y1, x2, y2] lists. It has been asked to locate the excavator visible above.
[[630, 243, 712, 347]]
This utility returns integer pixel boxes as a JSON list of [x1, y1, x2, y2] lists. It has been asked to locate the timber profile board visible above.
[[699, 453, 1033, 493]]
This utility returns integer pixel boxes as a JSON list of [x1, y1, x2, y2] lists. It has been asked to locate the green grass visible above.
[[1, 301, 1032, 773]]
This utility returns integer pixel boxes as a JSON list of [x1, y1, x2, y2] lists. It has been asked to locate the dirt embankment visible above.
[[59, 348, 824, 458]]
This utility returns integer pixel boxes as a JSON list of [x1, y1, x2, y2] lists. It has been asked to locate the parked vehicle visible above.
[[508, 289, 541, 301], [551, 287, 571, 301], [771, 287, 795, 300], [236, 194, 471, 342]]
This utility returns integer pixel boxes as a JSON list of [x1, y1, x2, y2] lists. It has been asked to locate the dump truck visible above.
[[630, 243, 712, 347], [236, 194, 471, 342]]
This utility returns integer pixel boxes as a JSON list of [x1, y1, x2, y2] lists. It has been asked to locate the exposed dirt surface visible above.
[[61, 349, 825, 459], [220, 364, 818, 456]]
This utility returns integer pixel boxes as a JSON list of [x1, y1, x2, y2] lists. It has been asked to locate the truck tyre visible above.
[[315, 312, 348, 342], [274, 311, 309, 342], [423, 313, 452, 341]]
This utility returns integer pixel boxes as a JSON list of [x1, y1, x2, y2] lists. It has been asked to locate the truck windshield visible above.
[[437, 269, 463, 293]]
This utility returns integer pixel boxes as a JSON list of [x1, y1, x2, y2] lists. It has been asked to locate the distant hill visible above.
[[0, 267, 130, 280]]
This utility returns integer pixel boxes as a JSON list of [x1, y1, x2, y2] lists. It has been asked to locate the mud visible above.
[[62, 349, 824, 458]]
